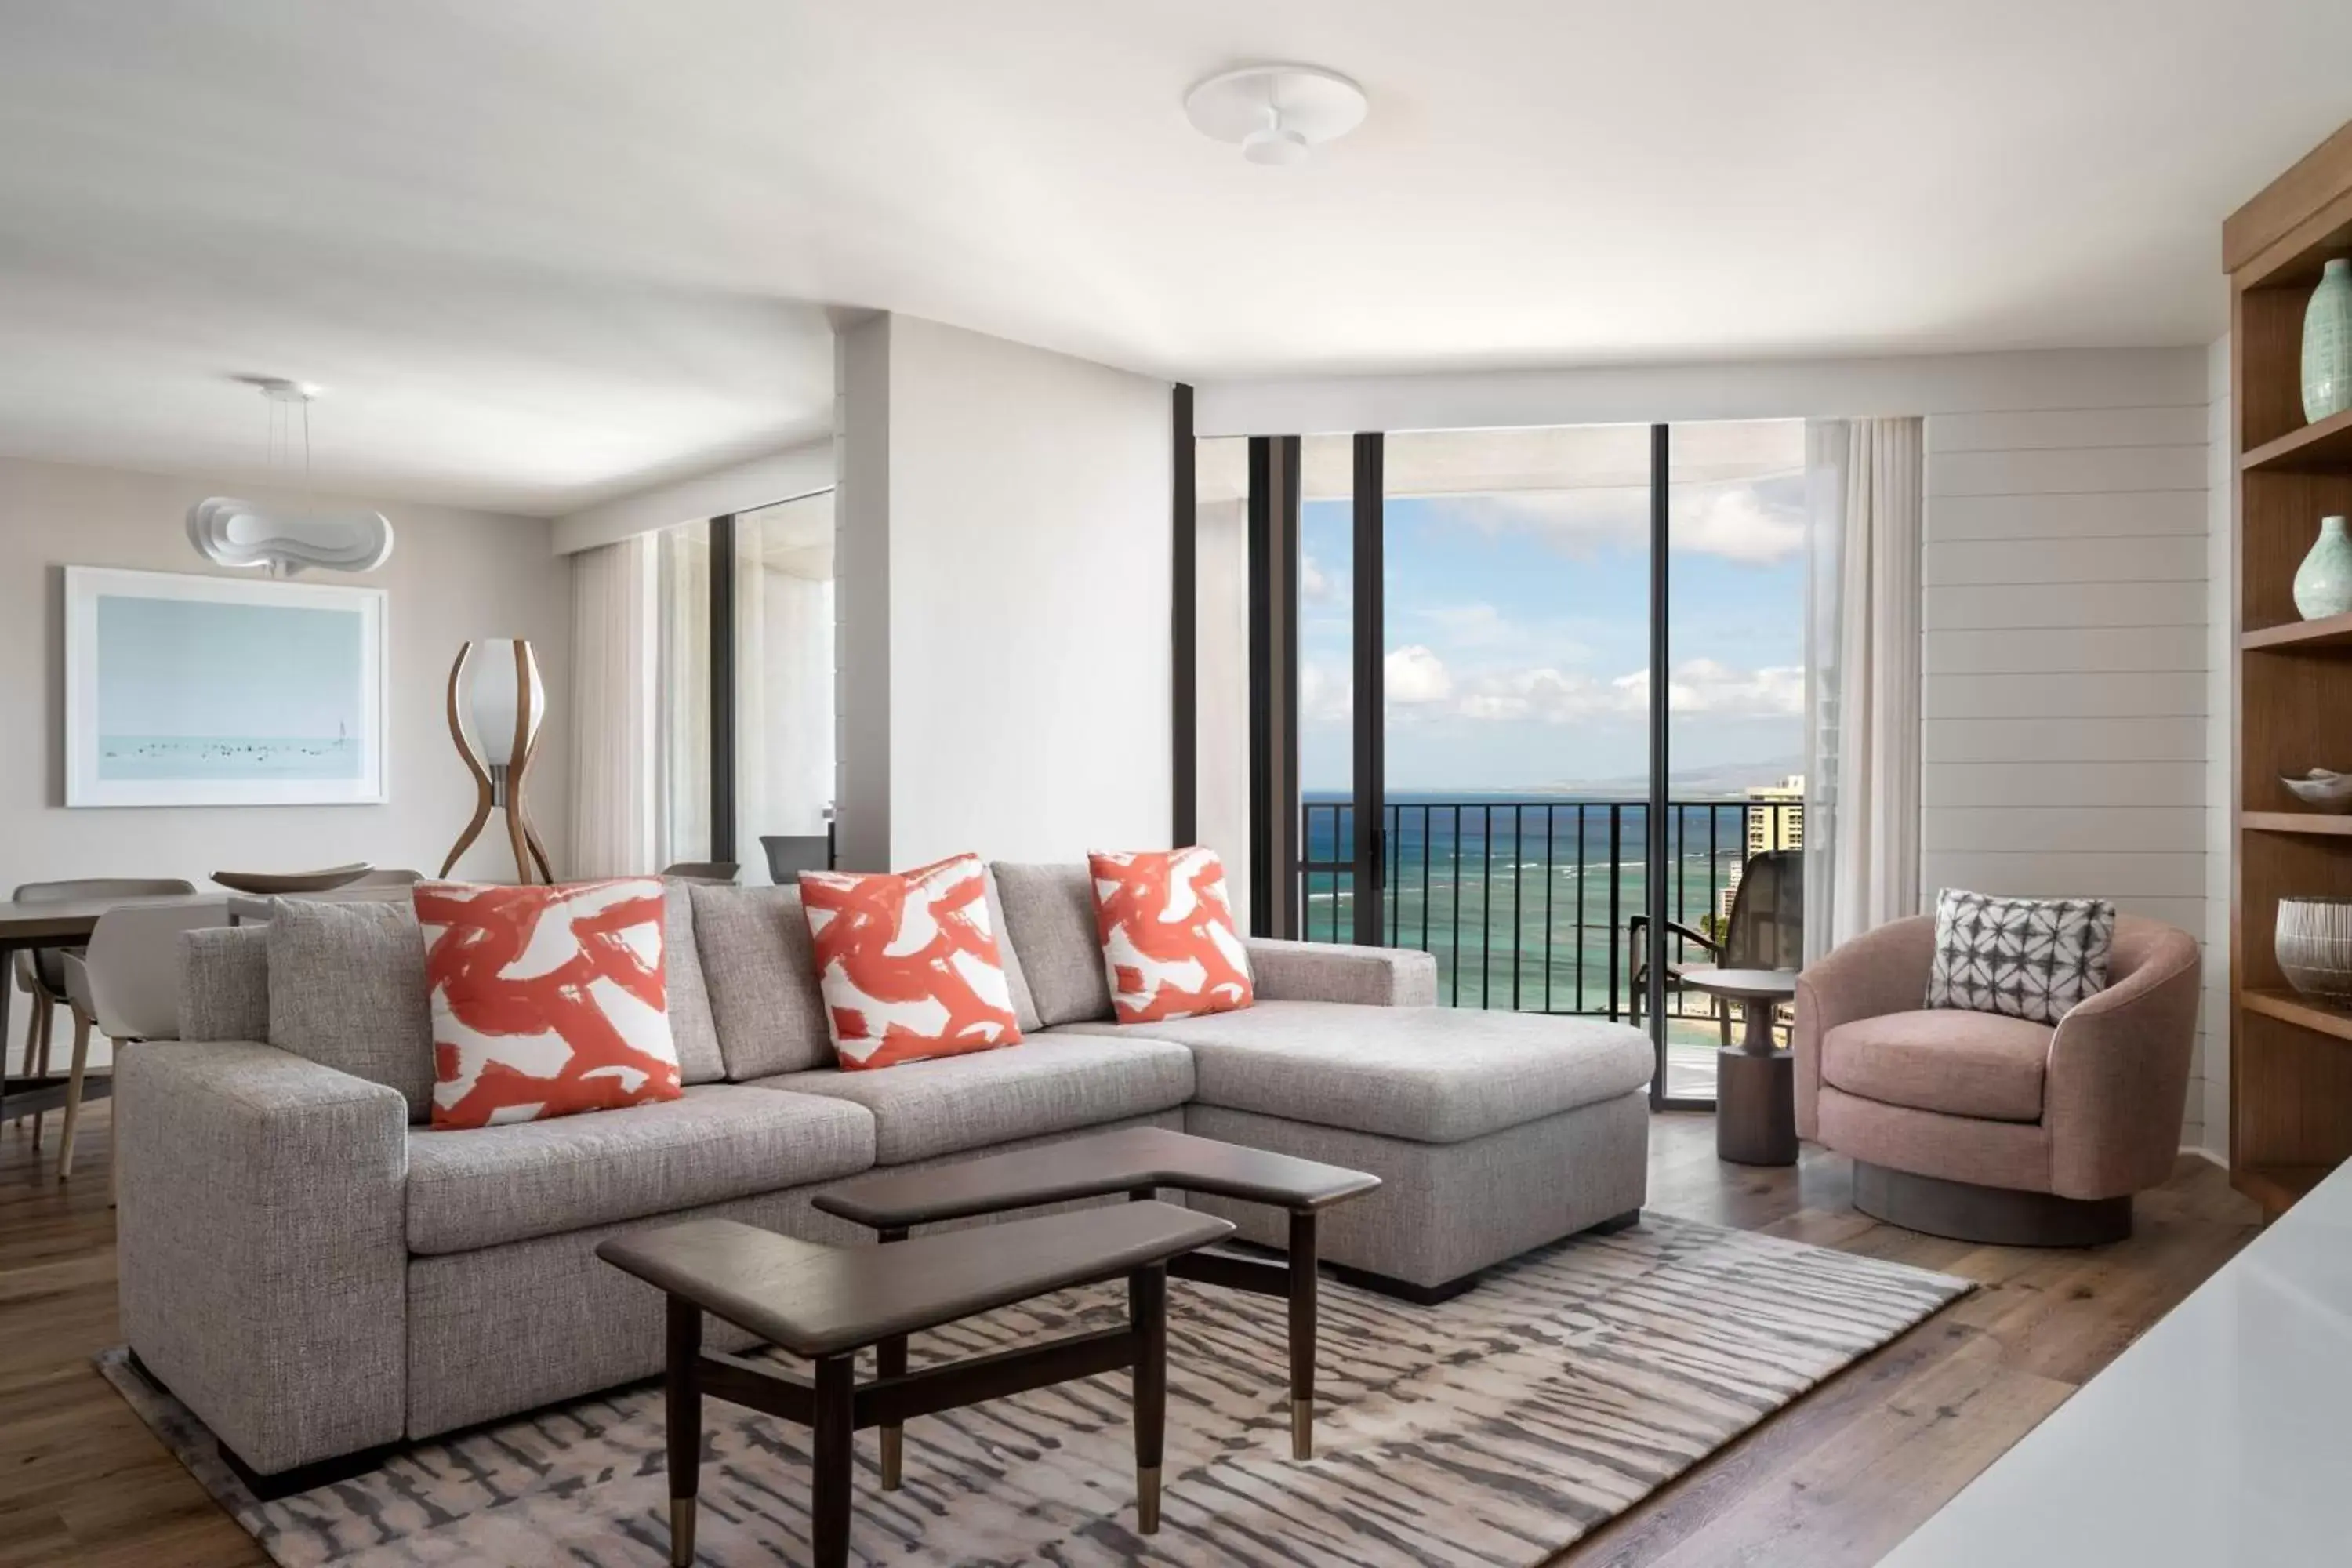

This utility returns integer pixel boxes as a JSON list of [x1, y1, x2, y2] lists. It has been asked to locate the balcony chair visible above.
[[1793, 913, 2200, 1245], [11, 877, 194, 1147], [660, 861, 739, 884], [1628, 848, 1802, 1044]]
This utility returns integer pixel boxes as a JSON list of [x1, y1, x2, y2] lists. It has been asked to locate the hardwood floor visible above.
[[0, 1105, 2259, 1566]]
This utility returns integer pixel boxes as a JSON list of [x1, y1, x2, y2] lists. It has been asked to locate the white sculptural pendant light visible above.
[[186, 379, 394, 576], [442, 639, 554, 884]]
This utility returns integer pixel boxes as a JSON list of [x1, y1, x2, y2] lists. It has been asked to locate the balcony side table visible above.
[[1682, 967, 1801, 1166]]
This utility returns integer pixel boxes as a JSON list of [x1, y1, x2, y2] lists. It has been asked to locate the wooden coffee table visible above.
[[815, 1126, 1380, 1468], [1682, 966, 1801, 1166], [599, 1202, 1232, 1567]]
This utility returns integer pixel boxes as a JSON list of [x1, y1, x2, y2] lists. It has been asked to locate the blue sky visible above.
[[96, 593, 366, 739], [1298, 451, 1806, 793]]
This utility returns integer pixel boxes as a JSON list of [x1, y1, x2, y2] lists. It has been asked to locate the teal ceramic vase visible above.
[[2295, 514, 2352, 619], [2306, 257, 2352, 423]]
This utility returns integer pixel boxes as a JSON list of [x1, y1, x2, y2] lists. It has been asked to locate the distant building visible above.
[[1718, 775, 1805, 923]]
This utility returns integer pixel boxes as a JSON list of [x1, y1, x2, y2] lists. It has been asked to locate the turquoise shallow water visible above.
[[97, 735, 361, 781]]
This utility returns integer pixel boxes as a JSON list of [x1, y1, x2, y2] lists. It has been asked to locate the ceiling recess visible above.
[[1183, 64, 1367, 166]]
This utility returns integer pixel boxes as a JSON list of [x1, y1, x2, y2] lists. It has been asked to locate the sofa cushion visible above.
[[178, 924, 270, 1042], [993, 862, 1114, 1026], [1089, 847, 1254, 1024], [749, 1035, 1193, 1165], [404, 1084, 875, 1255], [1821, 1007, 2051, 1123], [1055, 1000, 1653, 1144], [688, 883, 834, 1078], [665, 881, 725, 1085], [800, 853, 1024, 1069], [265, 897, 436, 1122], [417, 878, 685, 1128]]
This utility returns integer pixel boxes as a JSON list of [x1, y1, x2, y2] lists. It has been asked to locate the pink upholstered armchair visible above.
[[1793, 913, 2201, 1245]]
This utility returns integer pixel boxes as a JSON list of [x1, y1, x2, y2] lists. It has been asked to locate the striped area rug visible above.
[[101, 1214, 1968, 1566]]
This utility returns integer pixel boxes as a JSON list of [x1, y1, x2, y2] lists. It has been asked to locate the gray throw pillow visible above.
[[265, 897, 435, 1120], [1924, 887, 2117, 1025]]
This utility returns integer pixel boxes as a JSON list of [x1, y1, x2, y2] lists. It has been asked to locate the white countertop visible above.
[[1880, 1158, 2352, 1566]]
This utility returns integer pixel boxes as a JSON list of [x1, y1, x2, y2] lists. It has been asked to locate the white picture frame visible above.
[[64, 566, 389, 808]]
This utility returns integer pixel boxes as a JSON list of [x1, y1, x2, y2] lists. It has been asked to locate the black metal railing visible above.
[[1296, 797, 1801, 1025]]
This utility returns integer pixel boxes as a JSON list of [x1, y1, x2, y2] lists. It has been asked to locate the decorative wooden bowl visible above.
[[2280, 768, 2352, 812], [211, 862, 373, 895]]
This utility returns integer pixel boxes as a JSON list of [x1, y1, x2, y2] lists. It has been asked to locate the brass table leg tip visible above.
[[1292, 1397, 1313, 1460], [880, 1426, 903, 1491], [1137, 1465, 1161, 1534], [669, 1496, 697, 1565]]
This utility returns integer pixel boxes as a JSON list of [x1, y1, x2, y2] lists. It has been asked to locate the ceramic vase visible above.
[[2307, 257, 2352, 423], [2293, 515, 2352, 619], [2278, 896, 2352, 1001]]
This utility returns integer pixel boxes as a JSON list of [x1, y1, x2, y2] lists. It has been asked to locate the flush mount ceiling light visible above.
[[1184, 64, 1367, 167], [187, 377, 394, 576]]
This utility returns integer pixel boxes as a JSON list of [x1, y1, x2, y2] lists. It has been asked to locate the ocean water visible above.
[[97, 735, 361, 781], [1294, 792, 1790, 1080]]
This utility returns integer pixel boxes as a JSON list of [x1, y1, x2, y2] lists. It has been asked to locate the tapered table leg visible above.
[[1288, 1210, 1319, 1459], [665, 1296, 702, 1567], [1131, 1262, 1167, 1534], [811, 1355, 857, 1567], [877, 1225, 907, 1490]]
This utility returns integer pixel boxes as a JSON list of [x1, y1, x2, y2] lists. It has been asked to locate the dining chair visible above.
[[10, 877, 194, 1148], [56, 898, 228, 1187], [660, 861, 740, 884]]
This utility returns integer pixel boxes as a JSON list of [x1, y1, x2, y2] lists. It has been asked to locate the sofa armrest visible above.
[[116, 1039, 410, 1476], [2045, 926, 2201, 1200], [1244, 938, 1438, 1007], [1792, 915, 1936, 1140]]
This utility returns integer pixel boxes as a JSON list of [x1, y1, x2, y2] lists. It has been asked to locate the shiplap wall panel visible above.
[[1924, 535, 2207, 585], [1929, 489, 2208, 539], [1925, 626, 2207, 674], [1922, 715, 2206, 764], [1929, 405, 2209, 452], [1924, 672, 2205, 720], [1926, 580, 2207, 630], [1929, 444, 2209, 496], [1922, 389, 2216, 1151]]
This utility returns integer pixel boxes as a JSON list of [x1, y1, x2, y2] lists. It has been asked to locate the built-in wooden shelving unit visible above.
[[2226, 119, 2352, 1221]]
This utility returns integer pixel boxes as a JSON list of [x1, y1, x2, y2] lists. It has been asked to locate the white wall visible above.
[[1199, 344, 2223, 1150], [0, 456, 571, 891], [836, 314, 1172, 868], [2203, 336, 2234, 1164]]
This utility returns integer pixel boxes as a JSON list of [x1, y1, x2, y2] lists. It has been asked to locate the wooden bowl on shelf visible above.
[[2280, 769, 2352, 812], [210, 862, 373, 895]]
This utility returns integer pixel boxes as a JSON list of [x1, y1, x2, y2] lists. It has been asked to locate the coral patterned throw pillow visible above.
[[798, 853, 1024, 1070], [1089, 848, 1255, 1024], [416, 878, 683, 1129]]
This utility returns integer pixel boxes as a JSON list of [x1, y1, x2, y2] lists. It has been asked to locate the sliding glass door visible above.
[[1203, 420, 1808, 1108]]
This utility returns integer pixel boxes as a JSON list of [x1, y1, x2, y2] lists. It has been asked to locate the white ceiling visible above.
[[2, 2, 2347, 515]]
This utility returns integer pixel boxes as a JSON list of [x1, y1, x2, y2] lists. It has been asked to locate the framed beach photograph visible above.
[[64, 566, 388, 807]]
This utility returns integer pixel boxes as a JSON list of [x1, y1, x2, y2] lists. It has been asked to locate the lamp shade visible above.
[[459, 639, 543, 768]]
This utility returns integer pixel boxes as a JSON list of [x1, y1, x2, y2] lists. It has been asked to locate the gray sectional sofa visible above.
[[116, 862, 1653, 1484]]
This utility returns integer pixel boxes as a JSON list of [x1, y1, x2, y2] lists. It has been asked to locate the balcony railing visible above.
[[1295, 798, 1801, 1035]]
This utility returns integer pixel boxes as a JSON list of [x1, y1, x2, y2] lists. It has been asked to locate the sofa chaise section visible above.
[[1057, 1000, 1654, 1293]]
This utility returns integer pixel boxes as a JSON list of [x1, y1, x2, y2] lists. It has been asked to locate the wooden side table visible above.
[[1682, 967, 1801, 1166]]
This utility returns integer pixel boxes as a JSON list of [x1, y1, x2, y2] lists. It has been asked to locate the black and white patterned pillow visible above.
[[1925, 888, 2117, 1025]]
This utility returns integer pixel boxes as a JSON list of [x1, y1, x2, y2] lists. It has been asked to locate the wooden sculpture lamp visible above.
[[441, 639, 554, 883]]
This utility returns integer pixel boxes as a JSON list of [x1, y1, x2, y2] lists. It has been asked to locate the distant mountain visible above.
[[1527, 755, 1803, 799]]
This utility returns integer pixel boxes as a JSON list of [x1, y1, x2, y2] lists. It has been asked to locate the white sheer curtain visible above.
[[1804, 416, 1924, 956], [567, 535, 659, 877]]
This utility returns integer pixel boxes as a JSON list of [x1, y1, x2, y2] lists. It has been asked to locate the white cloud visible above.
[[1453, 659, 1800, 724], [1385, 645, 1452, 705], [1675, 486, 1806, 564], [1298, 660, 1351, 724], [1300, 551, 1344, 603], [1433, 479, 1806, 566], [1613, 659, 1805, 717]]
